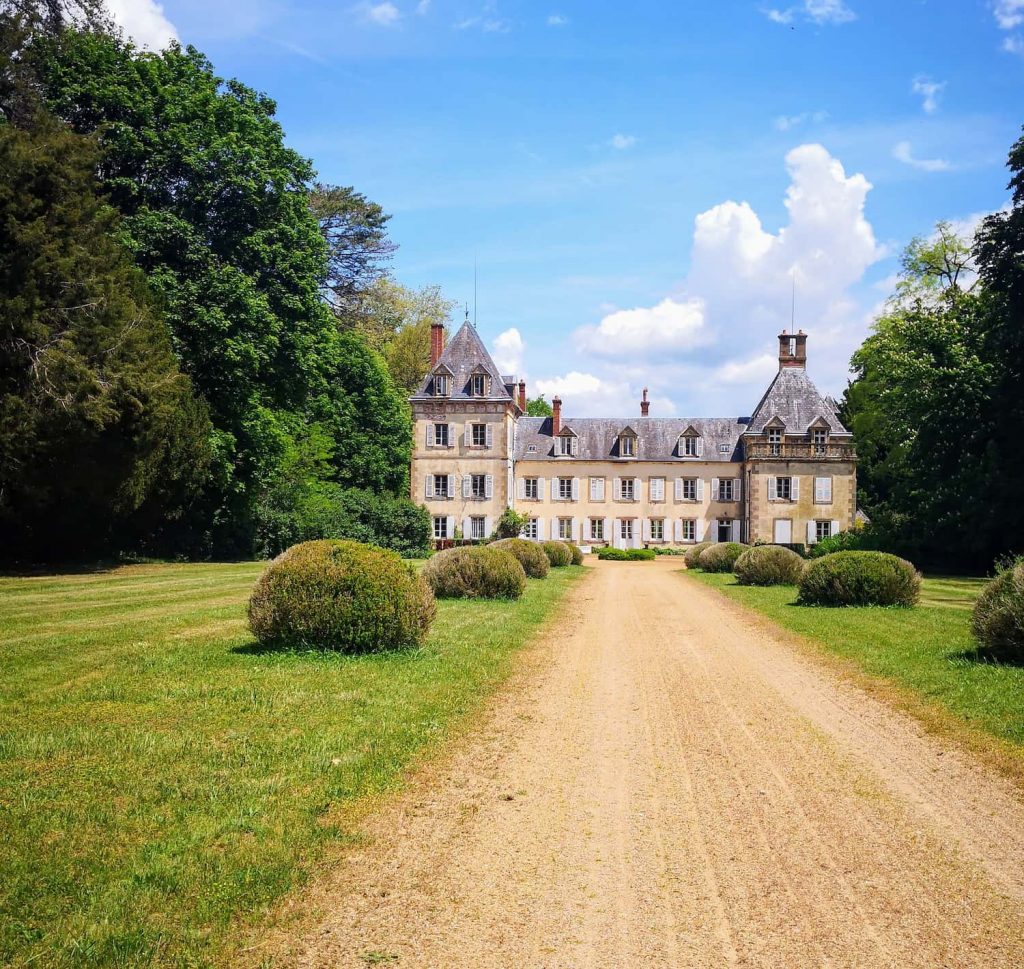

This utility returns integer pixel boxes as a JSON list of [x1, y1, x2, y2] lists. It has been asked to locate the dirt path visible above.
[[278, 559, 1024, 968]]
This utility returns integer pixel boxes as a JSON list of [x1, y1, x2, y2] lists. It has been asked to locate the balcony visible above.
[[745, 441, 856, 462]]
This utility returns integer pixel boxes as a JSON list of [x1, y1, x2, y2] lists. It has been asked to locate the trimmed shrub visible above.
[[798, 551, 920, 607], [542, 541, 574, 567], [653, 546, 687, 556], [248, 539, 435, 652], [491, 538, 550, 578], [698, 542, 749, 573], [422, 545, 527, 600], [596, 547, 656, 561], [684, 542, 712, 569], [733, 544, 805, 586], [971, 557, 1024, 659], [567, 544, 584, 566]]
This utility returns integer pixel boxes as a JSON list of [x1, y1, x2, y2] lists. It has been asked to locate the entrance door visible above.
[[773, 519, 792, 544]]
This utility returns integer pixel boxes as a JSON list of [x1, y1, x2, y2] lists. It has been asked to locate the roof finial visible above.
[[464, 304, 470, 322]]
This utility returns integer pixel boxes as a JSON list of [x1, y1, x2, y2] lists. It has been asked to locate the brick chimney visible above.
[[551, 396, 562, 436], [778, 329, 808, 369], [430, 322, 445, 367], [640, 387, 650, 417], [517, 379, 527, 412]]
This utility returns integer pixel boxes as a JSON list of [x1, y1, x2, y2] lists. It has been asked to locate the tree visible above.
[[0, 112, 209, 559], [526, 394, 553, 417]]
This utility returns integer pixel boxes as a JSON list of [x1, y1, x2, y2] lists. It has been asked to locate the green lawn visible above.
[[0, 561, 583, 968], [685, 570, 1024, 751]]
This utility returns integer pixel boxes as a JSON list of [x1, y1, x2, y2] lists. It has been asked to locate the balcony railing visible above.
[[745, 442, 856, 461]]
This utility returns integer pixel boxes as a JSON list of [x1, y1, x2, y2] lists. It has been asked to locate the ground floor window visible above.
[[470, 516, 486, 540], [590, 518, 605, 541], [558, 518, 573, 540], [523, 518, 539, 540], [682, 519, 696, 542], [650, 518, 664, 541], [433, 516, 449, 539], [717, 519, 733, 542], [620, 519, 634, 541], [815, 519, 833, 542]]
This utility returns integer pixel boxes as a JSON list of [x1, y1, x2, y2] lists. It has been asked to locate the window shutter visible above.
[[485, 516, 492, 538], [425, 475, 434, 498], [462, 475, 471, 498], [447, 515, 455, 537], [769, 478, 777, 501], [571, 437, 579, 456], [633, 477, 640, 499], [642, 519, 651, 541], [584, 518, 591, 541], [596, 478, 605, 501], [806, 520, 816, 544], [731, 520, 741, 542], [613, 477, 621, 500], [569, 477, 578, 501], [485, 475, 493, 499], [831, 519, 841, 536], [734, 478, 742, 500], [696, 478, 705, 501], [548, 477, 558, 501], [571, 517, 578, 541], [464, 424, 471, 447], [551, 518, 560, 541], [537, 478, 545, 500], [486, 424, 493, 448], [674, 477, 683, 501], [674, 519, 683, 541], [815, 476, 832, 503], [695, 518, 705, 542], [425, 425, 432, 448], [696, 437, 704, 457], [448, 424, 456, 447], [791, 477, 800, 501], [516, 478, 526, 500], [536, 518, 546, 540], [711, 478, 720, 501], [462, 516, 471, 537]]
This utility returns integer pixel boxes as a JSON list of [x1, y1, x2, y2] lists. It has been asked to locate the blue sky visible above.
[[110, 0, 1022, 416]]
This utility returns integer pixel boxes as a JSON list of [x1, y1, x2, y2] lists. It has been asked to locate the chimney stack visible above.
[[551, 396, 562, 436], [430, 322, 445, 367], [640, 387, 650, 417], [778, 329, 808, 370], [518, 379, 527, 412]]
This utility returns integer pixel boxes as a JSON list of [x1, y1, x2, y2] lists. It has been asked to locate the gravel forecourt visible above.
[[274, 558, 1024, 968]]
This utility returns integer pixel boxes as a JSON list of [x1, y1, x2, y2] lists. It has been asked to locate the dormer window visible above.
[[470, 373, 487, 397], [811, 427, 828, 454], [767, 427, 782, 456], [434, 374, 449, 397], [619, 435, 635, 457], [679, 431, 702, 457], [557, 433, 578, 457]]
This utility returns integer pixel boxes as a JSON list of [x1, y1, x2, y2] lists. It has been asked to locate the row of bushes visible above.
[[596, 547, 656, 561]]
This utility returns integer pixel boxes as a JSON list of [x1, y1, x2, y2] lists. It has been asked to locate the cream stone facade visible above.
[[411, 323, 856, 549]]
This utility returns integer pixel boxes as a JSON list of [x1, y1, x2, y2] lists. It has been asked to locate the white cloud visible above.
[[763, 0, 856, 26], [575, 298, 710, 360], [104, 0, 177, 48], [892, 140, 951, 172], [911, 75, 945, 114], [994, 0, 1024, 29], [533, 372, 672, 418], [1003, 33, 1024, 54], [609, 133, 637, 150], [416, 0, 431, 13], [455, 3, 511, 32], [774, 110, 828, 131], [713, 354, 778, 385], [547, 13, 568, 26], [359, 1, 401, 26], [492, 327, 526, 375]]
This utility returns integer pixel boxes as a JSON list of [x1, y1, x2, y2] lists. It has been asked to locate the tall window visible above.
[[620, 478, 635, 501], [620, 435, 634, 457], [471, 374, 486, 396], [650, 519, 664, 541], [524, 477, 539, 500], [470, 516, 486, 539], [767, 427, 782, 456], [620, 519, 634, 541], [815, 520, 833, 542], [717, 520, 733, 542], [812, 428, 828, 454], [590, 518, 604, 541], [434, 474, 450, 498], [719, 478, 734, 501], [470, 474, 487, 499], [523, 518, 539, 540], [814, 476, 832, 503], [433, 516, 449, 539], [682, 478, 697, 501], [650, 477, 665, 502], [558, 434, 575, 456], [433, 423, 449, 447], [471, 423, 487, 447], [682, 519, 696, 542], [682, 435, 699, 456], [558, 477, 573, 501], [775, 476, 792, 501], [434, 375, 449, 397], [590, 477, 605, 501], [558, 518, 573, 540]]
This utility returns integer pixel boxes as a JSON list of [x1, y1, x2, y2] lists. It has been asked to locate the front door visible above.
[[773, 519, 792, 544]]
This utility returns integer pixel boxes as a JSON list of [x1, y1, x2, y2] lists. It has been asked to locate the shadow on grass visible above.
[[950, 647, 1024, 669]]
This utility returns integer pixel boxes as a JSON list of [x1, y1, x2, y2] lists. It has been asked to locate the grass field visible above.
[[0, 561, 583, 968], [685, 570, 1024, 751]]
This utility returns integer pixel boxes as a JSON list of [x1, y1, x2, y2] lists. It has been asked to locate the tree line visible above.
[[842, 132, 1024, 573], [0, 1, 448, 562]]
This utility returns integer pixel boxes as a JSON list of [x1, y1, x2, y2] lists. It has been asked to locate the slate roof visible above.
[[744, 367, 850, 436], [411, 321, 512, 401], [513, 417, 749, 463]]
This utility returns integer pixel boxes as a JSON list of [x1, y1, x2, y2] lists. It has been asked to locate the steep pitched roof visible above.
[[744, 367, 850, 436], [411, 321, 512, 401], [513, 417, 747, 462]]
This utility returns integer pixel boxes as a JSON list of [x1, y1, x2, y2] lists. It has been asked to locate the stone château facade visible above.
[[410, 320, 856, 549]]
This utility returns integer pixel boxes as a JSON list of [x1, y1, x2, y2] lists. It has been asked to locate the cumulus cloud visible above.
[[547, 13, 568, 26], [893, 140, 951, 172], [359, 2, 401, 26], [713, 353, 779, 386], [105, 0, 177, 47], [492, 327, 526, 375], [911, 75, 945, 114], [994, 0, 1024, 29], [764, 0, 856, 26], [455, 2, 511, 32], [609, 133, 637, 150], [533, 372, 673, 418], [575, 298, 710, 360]]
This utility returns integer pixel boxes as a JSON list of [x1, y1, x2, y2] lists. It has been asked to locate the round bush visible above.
[[698, 542, 749, 573], [971, 558, 1024, 659], [248, 539, 435, 652], [490, 538, 550, 578], [684, 542, 712, 569], [542, 541, 574, 567], [734, 544, 805, 586], [422, 545, 527, 600], [798, 551, 920, 607], [567, 544, 584, 566]]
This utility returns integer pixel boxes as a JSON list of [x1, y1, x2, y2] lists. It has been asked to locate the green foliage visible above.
[[652, 546, 688, 556], [971, 557, 1024, 659], [490, 538, 550, 578], [798, 551, 921, 607], [596, 547, 656, 561], [567, 543, 584, 566], [0, 112, 209, 560], [733, 545, 805, 586], [808, 528, 878, 559], [542, 540, 574, 567], [248, 540, 435, 652], [698, 542, 748, 573], [684, 542, 713, 569], [423, 545, 527, 599], [494, 507, 530, 540], [526, 394, 553, 417]]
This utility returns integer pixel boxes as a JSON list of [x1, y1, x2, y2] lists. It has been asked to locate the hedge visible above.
[[797, 551, 920, 607]]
